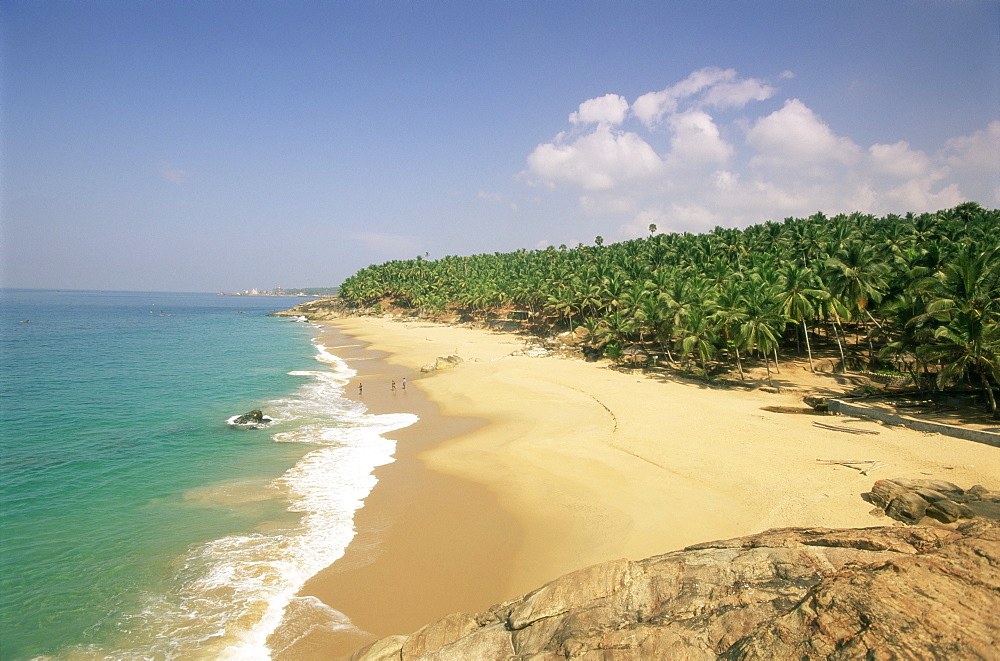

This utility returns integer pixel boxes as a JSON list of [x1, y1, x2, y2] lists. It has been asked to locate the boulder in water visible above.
[[230, 409, 271, 427]]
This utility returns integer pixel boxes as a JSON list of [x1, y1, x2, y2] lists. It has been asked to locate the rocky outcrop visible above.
[[271, 297, 351, 320], [868, 478, 998, 525], [802, 394, 829, 411], [555, 327, 591, 348], [229, 409, 271, 427], [351, 523, 999, 660], [420, 355, 464, 373]]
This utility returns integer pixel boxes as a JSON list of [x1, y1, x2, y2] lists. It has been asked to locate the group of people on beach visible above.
[[357, 377, 405, 396]]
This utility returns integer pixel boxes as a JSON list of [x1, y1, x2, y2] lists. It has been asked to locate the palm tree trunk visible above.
[[802, 319, 815, 372], [773, 347, 781, 373], [735, 347, 745, 380], [765, 355, 774, 387], [978, 365, 999, 419], [831, 318, 848, 373]]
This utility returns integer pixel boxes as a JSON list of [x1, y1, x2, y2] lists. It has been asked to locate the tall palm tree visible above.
[[916, 244, 1000, 417], [737, 282, 787, 387], [710, 279, 749, 380], [677, 306, 719, 373], [774, 264, 827, 371], [824, 241, 888, 322], [919, 313, 1000, 418]]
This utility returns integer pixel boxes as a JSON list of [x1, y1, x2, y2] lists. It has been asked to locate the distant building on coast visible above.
[[217, 286, 333, 297]]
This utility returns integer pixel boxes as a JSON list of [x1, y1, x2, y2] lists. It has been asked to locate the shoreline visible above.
[[272, 316, 1000, 659], [268, 324, 522, 660]]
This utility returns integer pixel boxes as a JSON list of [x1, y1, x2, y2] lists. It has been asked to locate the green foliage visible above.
[[604, 342, 623, 360], [336, 204, 1000, 416]]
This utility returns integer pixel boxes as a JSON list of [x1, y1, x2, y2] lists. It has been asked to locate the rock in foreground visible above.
[[868, 477, 998, 525], [352, 523, 999, 660]]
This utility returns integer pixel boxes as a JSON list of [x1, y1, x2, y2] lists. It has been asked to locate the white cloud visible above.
[[701, 77, 776, 110], [569, 94, 629, 126], [941, 121, 1000, 204], [619, 207, 673, 238], [747, 99, 861, 171], [882, 180, 964, 212], [520, 67, 998, 239], [864, 141, 961, 210], [524, 124, 663, 191], [943, 120, 1000, 170], [579, 194, 637, 216], [631, 66, 776, 127], [868, 141, 934, 179], [713, 170, 739, 191], [632, 67, 730, 127], [667, 110, 733, 165], [628, 204, 719, 237]]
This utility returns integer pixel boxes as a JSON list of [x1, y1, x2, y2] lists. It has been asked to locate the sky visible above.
[[2, 0, 998, 293]]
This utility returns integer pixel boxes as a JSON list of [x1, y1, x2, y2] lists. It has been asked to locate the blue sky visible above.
[[3, 0, 998, 292]]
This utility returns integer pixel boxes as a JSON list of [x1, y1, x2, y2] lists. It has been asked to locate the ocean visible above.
[[0, 290, 415, 660]]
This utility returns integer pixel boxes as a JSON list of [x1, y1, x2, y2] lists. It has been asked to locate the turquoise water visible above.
[[0, 290, 414, 660]]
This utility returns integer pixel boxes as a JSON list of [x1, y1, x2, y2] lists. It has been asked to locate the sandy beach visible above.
[[270, 316, 1000, 659]]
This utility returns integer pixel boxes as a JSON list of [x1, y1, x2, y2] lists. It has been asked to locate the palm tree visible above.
[[546, 285, 581, 331], [815, 273, 852, 371], [710, 279, 749, 380], [736, 282, 787, 387], [825, 241, 888, 322], [919, 313, 1000, 418], [774, 264, 827, 371], [676, 306, 719, 373], [916, 244, 1000, 417], [825, 240, 888, 367]]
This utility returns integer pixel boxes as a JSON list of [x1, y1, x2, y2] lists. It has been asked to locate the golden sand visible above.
[[270, 317, 1000, 659]]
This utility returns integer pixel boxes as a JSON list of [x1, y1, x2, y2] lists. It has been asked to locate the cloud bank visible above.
[[522, 67, 999, 238]]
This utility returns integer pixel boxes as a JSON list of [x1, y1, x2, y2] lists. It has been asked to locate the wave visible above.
[[44, 339, 416, 660]]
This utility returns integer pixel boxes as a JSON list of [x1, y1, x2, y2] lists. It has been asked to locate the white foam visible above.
[[92, 338, 416, 660]]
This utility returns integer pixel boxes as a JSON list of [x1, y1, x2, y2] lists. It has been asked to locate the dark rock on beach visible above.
[[885, 491, 929, 524], [868, 478, 1000, 525], [803, 393, 829, 411], [350, 522, 1000, 660]]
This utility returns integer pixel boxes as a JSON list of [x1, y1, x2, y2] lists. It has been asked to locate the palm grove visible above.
[[338, 203, 1000, 418]]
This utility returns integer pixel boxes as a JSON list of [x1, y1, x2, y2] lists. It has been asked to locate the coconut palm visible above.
[[736, 281, 787, 387], [916, 244, 1000, 417], [676, 306, 719, 373], [774, 264, 827, 371]]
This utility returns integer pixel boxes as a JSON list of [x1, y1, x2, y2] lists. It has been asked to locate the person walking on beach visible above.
[[391, 380, 396, 392], [402, 378, 407, 390], [358, 382, 363, 396]]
